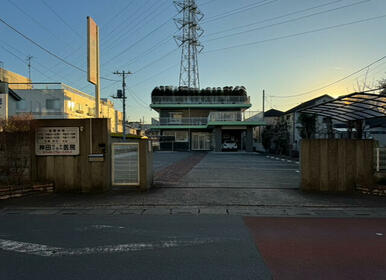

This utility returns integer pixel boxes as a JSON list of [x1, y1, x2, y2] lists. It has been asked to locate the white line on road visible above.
[[0, 238, 220, 257]]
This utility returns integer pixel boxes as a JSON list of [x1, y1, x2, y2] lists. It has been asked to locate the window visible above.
[[46, 99, 61, 110], [163, 130, 188, 142], [67, 101, 75, 111], [175, 131, 188, 142], [169, 112, 183, 124], [88, 107, 95, 116], [163, 131, 175, 137]]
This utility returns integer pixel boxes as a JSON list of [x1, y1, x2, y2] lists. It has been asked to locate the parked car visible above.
[[223, 140, 238, 150]]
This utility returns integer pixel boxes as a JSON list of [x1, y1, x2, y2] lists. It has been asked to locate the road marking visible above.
[[75, 225, 126, 231], [0, 238, 219, 257]]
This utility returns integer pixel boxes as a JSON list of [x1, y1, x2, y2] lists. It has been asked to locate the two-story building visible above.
[[0, 68, 123, 132], [150, 86, 264, 152]]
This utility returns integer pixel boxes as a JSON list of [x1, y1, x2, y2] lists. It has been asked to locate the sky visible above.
[[1, 0, 386, 122]]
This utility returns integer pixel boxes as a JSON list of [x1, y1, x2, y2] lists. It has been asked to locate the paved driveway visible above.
[[1, 152, 385, 212], [177, 153, 300, 189]]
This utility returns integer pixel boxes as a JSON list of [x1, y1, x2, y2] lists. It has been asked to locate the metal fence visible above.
[[208, 111, 262, 122], [159, 117, 207, 125], [375, 147, 386, 171], [111, 143, 139, 185]]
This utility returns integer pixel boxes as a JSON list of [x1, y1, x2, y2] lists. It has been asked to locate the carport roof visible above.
[[299, 89, 386, 122]]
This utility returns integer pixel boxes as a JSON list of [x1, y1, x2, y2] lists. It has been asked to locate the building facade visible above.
[[282, 94, 334, 153], [0, 68, 123, 132], [0, 68, 31, 89], [150, 86, 264, 152]]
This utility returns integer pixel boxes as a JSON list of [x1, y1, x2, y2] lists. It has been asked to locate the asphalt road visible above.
[[245, 217, 386, 280], [0, 215, 271, 280], [1, 215, 385, 280]]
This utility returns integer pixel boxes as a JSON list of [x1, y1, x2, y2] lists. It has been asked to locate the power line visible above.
[[126, 88, 150, 109], [125, 37, 172, 67], [101, 0, 171, 51], [131, 63, 178, 88], [270, 55, 386, 98], [204, 0, 369, 43], [102, 16, 173, 66], [100, 0, 153, 45], [1, 45, 53, 81], [202, 0, 278, 24], [0, 39, 80, 86], [199, 0, 221, 6], [204, 14, 386, 53], [99, 0, 135, 29], [0, 16, 118, 82], [133, 48, 179, 74], [205, 0, 343, 37], [40, 0, 83, 39]]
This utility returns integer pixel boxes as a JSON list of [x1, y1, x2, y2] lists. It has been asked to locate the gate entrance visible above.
[[111, 142, 139, 186]]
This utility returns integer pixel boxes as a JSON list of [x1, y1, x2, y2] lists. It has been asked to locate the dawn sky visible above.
[[1, 0, 385, 122]]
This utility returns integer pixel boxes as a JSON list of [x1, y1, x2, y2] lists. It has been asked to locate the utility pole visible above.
[[26, 55, 33, 81], [262, 90, 265, 114], [113, 71, 132, 140]]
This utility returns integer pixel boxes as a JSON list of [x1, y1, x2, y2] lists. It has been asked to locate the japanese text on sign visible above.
[[35, 127, 80, 156]]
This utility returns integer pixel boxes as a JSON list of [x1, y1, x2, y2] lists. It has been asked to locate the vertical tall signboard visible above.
[[87, 16, 100, 118]]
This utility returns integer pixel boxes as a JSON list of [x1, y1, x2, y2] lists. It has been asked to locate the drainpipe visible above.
[[188, 107, 191, 151]]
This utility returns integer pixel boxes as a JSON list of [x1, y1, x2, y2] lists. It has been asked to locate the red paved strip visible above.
[[154, 153, 207, 184], [244, 217, 386, 280]]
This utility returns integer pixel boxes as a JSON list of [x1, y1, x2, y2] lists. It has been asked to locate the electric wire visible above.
[[270, 55, 386, 98], [1, 45, 54, 81], [0, 16, 118, 82], [101, 0, 171, 52], [40, 0, 83, 39], [204, 14, 386, 53], [204, 0, 369, 42], [202, 0, 278, 24], [205, 0, 343, 37], [102, 16, 174, 66]]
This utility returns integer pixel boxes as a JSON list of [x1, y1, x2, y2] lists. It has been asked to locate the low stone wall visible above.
[[356, 185, 386, 197], [0, 183, 54, 200]]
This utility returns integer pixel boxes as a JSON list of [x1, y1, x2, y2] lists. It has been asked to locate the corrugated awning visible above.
[[299, 89, 386, 122]]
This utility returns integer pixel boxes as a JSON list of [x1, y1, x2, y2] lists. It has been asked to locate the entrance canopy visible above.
[[299, 90, 386, 122]]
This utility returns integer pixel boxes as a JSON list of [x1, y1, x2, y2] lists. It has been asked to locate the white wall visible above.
[[11, 89, 66, 119]]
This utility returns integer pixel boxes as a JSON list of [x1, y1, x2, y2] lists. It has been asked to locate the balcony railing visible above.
[[158, 117, 208, 126], [208, 111, 263, 122], [151, 111, 263, 127], [151, 96, 250, 105]]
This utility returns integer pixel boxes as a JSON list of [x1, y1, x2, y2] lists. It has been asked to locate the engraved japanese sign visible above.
[[35, 127, 80, 156]]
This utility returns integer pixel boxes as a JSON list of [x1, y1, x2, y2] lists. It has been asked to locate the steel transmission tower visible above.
[[174, 0, 204, 89]]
